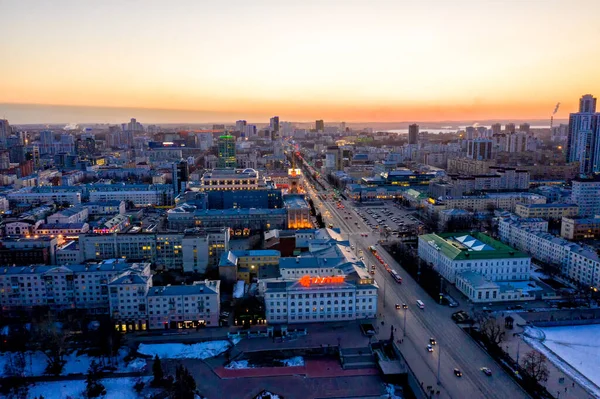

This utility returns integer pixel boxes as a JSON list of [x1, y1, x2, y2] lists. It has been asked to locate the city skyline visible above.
[[2, 0, 600, 123]]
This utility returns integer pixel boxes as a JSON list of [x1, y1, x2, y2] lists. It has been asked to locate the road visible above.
[[304, 176, 530, 399]]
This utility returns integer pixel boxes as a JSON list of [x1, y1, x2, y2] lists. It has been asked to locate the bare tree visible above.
[[35, 321, 68, 376], [474, 312, 505, 345], [521, 350, 549, 383]]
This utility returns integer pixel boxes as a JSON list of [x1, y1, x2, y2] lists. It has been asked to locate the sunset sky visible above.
[[1, 0, 600, 123]]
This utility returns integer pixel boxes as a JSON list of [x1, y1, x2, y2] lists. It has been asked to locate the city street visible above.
[[304, 173, 530, 399]]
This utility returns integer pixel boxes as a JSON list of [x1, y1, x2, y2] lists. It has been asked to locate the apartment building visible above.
[[515, 203, 578, 219], [200, 168, 266, 191], [0, 259, 221, 332], [0, 236, 58, 265], [571, 176, 600, 217], [425, 193, 546, 216], [87, 184, 174, 206], [561, 217, 600, 240], [0, 259, 150, 315], [146, 281, 220, 330], [498, 218, 600, 288], [7, 188, 82, 205], [79, 229, 228, 273]]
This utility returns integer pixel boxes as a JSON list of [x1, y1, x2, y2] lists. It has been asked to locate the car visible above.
[[370, 270, 375, 275], [426, 345, 433, 352], [395, 304, 401, 309], [454, 368, 463, 377], [480, 367, 492, 376], [371, 265, 376, 270], [402, 303, 408, 309], [429, 337, 437, 345]]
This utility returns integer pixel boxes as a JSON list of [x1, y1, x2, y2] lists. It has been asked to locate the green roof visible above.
[[219, 135, 234, 139], [419, 232, 529, 261]]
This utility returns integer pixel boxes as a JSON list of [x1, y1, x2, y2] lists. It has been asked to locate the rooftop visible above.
[[147, 281, 220, 296], [419, 232, 529, 260]]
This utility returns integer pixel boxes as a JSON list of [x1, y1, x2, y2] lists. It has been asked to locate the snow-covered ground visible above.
[[137, 340, 232, 360], [226, 359, 251, 369], [383, 383, 403, 399], [255, 391, 281, 399], [524, 325, 600, 398], [281, 356, 304, 367], [497, 281, 543, 293], [0, 347, 146, 377], [225, 356, 305, 369], [233, 280, 245, 299], [27, 376, 152, 399]]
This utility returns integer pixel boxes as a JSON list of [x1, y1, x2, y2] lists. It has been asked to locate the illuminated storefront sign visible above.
[[299, 275, 345, 287]]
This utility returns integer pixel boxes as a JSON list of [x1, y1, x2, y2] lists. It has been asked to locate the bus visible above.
[[416, 300, 425, 309], [390, 270, 402, 283], [369, 245, 377, 254]]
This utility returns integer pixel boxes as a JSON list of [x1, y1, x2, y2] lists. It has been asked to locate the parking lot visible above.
[[352, 203, 424, 236]]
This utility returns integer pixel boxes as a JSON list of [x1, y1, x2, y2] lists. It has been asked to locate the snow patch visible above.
[[524, 324, 600, 398], [233, 280, 245, 298], [255, 391, 282, 399], [138, 340, 232, 359], [383, 383, 403, 399], [0, 348, 146, 377], [226, 360, 252, 369], [27, 376, 152, 399], [281, 356, 304, 367]]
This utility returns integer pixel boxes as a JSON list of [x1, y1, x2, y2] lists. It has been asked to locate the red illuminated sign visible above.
[[299, 276, 345, 287]]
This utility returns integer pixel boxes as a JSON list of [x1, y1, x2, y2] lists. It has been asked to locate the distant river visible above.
[[387, 125, 550, 134]]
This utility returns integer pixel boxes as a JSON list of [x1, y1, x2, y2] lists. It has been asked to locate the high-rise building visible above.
[[465, 126, 476, 140], [39, 130, 54, 155], [477, 126, 488, 138], [0, 119, 10, 149], [315, 119, 325, 132], [519, 123, 530, 133], [269, 116, 279, 140], [126, 118, 143, 132], [408, 124, 419, 144], [505, 123, 516, 134], [491, 123, 502, 135], [467, 139, 493, 160], [236, 120, 247, 132], [243, 124, 257, 138], [217, 135, 236, 168], [566, 94, 600, 175]]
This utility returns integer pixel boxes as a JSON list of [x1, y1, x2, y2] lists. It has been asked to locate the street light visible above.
[[403, 306, 407, 338], [437, 340, 441, 385]]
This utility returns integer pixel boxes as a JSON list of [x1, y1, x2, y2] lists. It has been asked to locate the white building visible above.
[[146, 281, 220, 330], [7, 189, 82, 205], [88, 185, 174, 206], [47, 206, 89, 224], [497, 218, 600, 289], [262, 277, 377, 324], [418, 232, 531, 284], [83, 201, 126, 216], [0, 260, 150, 314]]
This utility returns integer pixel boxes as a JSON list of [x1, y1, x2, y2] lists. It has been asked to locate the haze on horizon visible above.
[[1, 0, 599, 124]]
